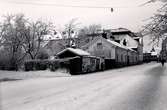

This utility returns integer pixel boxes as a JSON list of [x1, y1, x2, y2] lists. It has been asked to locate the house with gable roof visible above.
[[81, 35, 138, 69], [105, 28, 143, 63]]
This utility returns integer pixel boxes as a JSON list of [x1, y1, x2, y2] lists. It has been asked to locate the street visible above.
[[1, 62, 167, 110]]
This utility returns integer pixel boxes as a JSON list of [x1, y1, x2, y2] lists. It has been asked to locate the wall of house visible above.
[[82, 57, 100, 73], [113, 34, 138, 48], [78, 36, 94, 48], [128, 51, 139, 65], [137, 44, 143, 62], [113, 33, 143, 63], [86, 39, 116, 59], [44, 38, 80, 57], [44, 40, 66, 56], [115, 47, 128, 66]]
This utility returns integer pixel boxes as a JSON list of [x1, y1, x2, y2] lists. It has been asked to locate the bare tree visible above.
[[78, 24, 102, 36], [141, 0, 167, 6], [21, 20, 53, 59], [142, 2, 167, 46], [0, 14, 27, 70], [78, 24, 102, 42], [87, 24, 102, 34], [0, 13, 54, 70], [77, 24, 102, 47], [0, 23, 4, 48], [63, 18, 80, 47]]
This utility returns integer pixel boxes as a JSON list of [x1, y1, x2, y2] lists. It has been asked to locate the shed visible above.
[[56, 48, 100, 74]]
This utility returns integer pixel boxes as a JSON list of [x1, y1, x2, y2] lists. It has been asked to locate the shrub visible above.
[[0, 53, 13, 70], [24, 59, 61, 71], [24, 60, 49, 71], [24, 59, 71, 71], [24, 61, 33, 71]]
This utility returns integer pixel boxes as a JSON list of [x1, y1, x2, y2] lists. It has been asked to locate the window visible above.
[[102, 33, 107, 39], [91, 59, 96, 64], [97, 43, 103, 49], [123, 39, 127, 46]]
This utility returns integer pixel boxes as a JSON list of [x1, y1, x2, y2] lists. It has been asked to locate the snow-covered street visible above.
[[1, 62, 167, 110]]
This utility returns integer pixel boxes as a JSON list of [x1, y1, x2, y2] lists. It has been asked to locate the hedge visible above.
[[24, 59, 70, 71], [24, 60, 48, 71]]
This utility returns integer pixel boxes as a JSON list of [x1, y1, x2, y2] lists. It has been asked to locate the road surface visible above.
[[1, 62, 167, 110]]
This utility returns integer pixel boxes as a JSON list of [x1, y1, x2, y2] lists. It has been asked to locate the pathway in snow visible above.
[[1, 62, 167, 110]]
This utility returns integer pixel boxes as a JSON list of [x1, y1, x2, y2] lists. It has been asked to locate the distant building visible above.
[[143, 47, 159, 62], [143, 53, 151, 62], [43, 38, 79, 57], [150, 47, 158, 61], [42, 30, 79, 57], [160, 37, 167, 61]]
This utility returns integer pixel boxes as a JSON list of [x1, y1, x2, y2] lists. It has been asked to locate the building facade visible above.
[[81, 36, 139, 69], [160, 37, 167, 61]]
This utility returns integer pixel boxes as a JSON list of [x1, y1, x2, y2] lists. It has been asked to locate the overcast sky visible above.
[[0, 0, 164, 32]]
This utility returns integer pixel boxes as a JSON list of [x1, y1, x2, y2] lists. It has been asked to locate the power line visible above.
[[6, 1, 113, 8], [5, 1, 140, 9]]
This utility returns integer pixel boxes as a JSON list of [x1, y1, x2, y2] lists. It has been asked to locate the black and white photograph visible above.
[[0, 0, 167, 110]]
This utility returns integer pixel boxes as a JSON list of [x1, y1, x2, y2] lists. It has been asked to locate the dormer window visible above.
[[123, 39, 127, 46]]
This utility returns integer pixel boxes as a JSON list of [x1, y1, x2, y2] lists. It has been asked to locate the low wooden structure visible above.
[[56, 48, 102, 75]]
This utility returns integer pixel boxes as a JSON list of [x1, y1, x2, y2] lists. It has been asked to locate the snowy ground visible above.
[[0, 69, 71, 81], [1, 62, 167, 110]]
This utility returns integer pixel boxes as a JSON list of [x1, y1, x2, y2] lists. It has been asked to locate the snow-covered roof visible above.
[[43, 34, 63, 40], [81, 36, 136, 52], [151, 52, 158, 56], [57, 48, 90, 56], [106, 39, 135, 52], [133, 37, 141, 39], [107, 39, 127, 49], [134, 33, 143, 37], [111, 28, 131, 33]]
